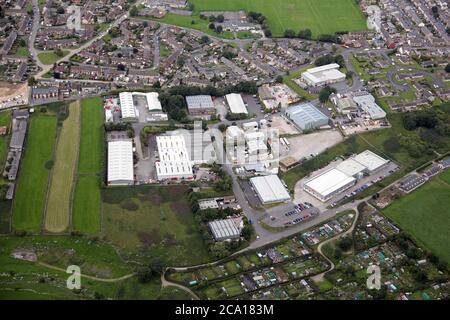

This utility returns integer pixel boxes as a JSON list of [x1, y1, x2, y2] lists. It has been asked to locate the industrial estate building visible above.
[[118, 92, 138, 120], [155, 135, 194, 181], [186, 95, 216, 119], [285, 103, 329, 131], [352, 93, 387, 120], [301, 63, 346, 87], [119, 91, 163, 121], [304, 150, 389, 201], [208, 217, 243, 241], [250, 175, 290, 204], [226, 93, 248, 114], [107, 140, 134, 185]]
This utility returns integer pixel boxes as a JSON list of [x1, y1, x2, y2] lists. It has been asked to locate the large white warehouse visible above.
[[107, 140, 134, 185], [119, 92, 138, 120], [304, 168, 356, 202], [226, 93, 248, 114], [303, 150, 389, 202], [155, 135, 194, 181], [301, 63, 346, 87], [250, 175, 290, 204]]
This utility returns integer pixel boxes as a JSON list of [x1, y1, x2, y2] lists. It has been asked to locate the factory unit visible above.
[[208, 217, 243, 241], [226, 93, 248, 114], [285, 103, 329, 131], [352, 93, 387, 120], [118, 92, 138, 121], [118, 91, 164, 121], [301, 63, 346, 87], [107, 140, 134, 185], [186, 95, 216, 119], [303, 150, 389, 202], [155, 135, 194, 181], [304, 168, 356, 202], [250, 175, 291, 204], [330, 93, 358, 114]]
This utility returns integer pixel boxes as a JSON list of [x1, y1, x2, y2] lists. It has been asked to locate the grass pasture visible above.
[[44, 101, 81, 233], [12, 114, 57, 232], [0, 111, 11, 171], [102, 185, 210, 266], [152, 13, 234, 39], [72, 175, 102, 234], [72, 97, 104, 234], [77, 97, 104, 174], [37, 50, 69, 65], [383, 174, 450, 265], [189, 0, 368, 38]]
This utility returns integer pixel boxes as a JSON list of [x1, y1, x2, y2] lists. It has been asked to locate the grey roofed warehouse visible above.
[[284, 103, 329, 131], [208, 217, 243, 241], [352, 93, 386, 120], [186, 95, 216, 118], [250, 175, 290, 204]]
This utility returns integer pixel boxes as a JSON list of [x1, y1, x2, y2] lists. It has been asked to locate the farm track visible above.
[[37, 261, 135, 283]]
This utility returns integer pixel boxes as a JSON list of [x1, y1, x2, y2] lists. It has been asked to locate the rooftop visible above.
[[107, 140, 134, 184], [250, 175, 290, 204], [353, 93, 386, 120], [304, 168, 356, 199], [226, 93, 248, 114], [186, 95, 214, 110]]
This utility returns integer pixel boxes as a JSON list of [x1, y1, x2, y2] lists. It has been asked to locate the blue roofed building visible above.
[[284, 103, 329, 131]]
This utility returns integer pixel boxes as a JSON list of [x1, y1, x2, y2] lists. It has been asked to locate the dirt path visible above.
[[37, 261, 135, 283], [160, 273, 200, 300], [311, 208, 360, 283]]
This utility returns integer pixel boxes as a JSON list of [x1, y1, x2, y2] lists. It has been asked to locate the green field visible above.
[[439, 166, 450, 184], [37, 50, 69, 65], [15, 46, 29, 57], [383, 173, 450, 265], [12, 114, 57, 232], [0, 233, 194, 299], [77, 97, 104, 174], [102, 185, 210, 266], [72, 97, 104, 234], [0, 111, 11, 170], [188, 0, 368, 37], [73, 176, 102, 234], [44, 102, 81, 233], [0, 235, 132, 299], [152, 14, 234, 39], [160, 42, 171, 58]]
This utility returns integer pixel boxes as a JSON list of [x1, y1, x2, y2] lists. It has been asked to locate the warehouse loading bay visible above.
[[293, 158, 400, 211]]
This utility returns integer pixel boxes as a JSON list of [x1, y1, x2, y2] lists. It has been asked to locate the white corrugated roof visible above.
[[156, 135, 193, 180], [302, 63, 345, 84], [144, 92, 162, 111], [119, 92, 137, 119], [107, 140, 134, 184], [353, 150, 389, 172], [305, 168, 355, 199], [336, 158, 366, 177], [226, 93, 248, 114], [251, 175, 290, 203], [208, 218, 242, 240]]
